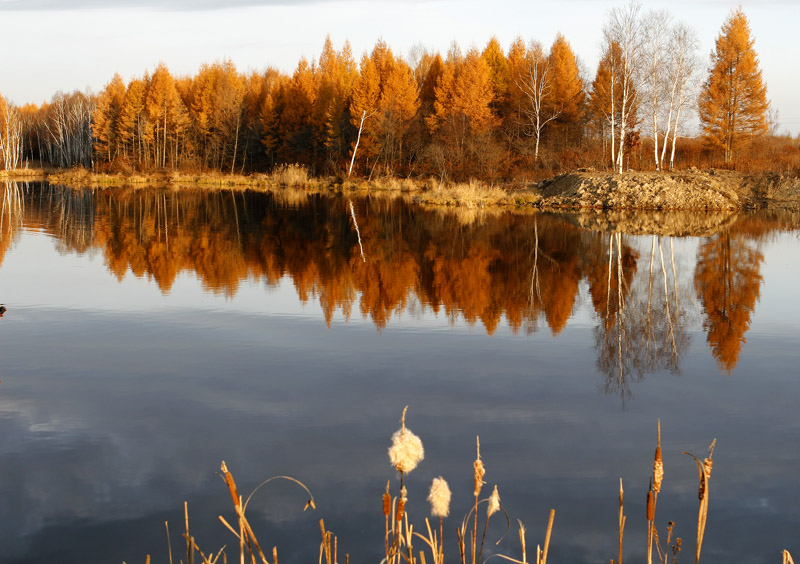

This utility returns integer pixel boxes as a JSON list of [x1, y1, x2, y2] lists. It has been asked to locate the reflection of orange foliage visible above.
[[432, 247, 498, 331], [694, 232, 763, 373], [17, 186, 628, 334], [18, 185, 784, 345]]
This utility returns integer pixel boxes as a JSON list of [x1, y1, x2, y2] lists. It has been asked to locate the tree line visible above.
[[0, 4, 790, 180]]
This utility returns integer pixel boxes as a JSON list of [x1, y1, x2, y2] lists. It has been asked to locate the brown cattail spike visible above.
[[646, 488, 655, 521], [220, 460, 241, 509], [383, 481, 391, 516], [473, 436, 485, 497], [653, 446, 664, 494], [653, 420, 664, 494], [396, 497, 406, 522]]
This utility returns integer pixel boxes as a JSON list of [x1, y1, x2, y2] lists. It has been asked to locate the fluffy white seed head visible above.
[[428, 477, 452, 518], [388, 417, 425, 474], [487, 485, 501, 517]]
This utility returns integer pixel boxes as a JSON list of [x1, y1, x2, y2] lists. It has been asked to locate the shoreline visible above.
[[4, 166, 799, 212]]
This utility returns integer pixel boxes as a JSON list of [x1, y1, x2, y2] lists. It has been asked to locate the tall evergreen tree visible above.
[[699, 7, 769, 163]]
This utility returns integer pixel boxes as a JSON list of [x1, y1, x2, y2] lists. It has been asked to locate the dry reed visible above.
[[153, 416, 750, 564]]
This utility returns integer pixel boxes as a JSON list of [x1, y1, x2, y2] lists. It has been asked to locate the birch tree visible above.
[[0, 93, 23, 170], [661, 22, 700, 170], [516, 41, 559, 162], [604, 0, 644, 173], [641, 10, 670, 170]]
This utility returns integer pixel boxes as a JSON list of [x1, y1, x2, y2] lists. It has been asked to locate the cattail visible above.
[[388, 406, 425, 474], [698, 456, 713, 499], [396, 486, 408, 522], [646, 488, 654, 521], [653, 451, 663, 494], [653, 421, 663, 494], [427, 476, 452, 518], [703, 457, 713, 480], [487, 485, 500, 517], [473, 436, 486, 496], [382, 481, 391, 517]]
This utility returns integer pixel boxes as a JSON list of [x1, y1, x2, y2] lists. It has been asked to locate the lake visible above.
[[0, 181, 798, 564]]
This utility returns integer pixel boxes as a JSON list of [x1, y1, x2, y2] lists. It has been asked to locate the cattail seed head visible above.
[[388, 408, 424, 474], [487, 485, 501, 517], [428, 476, 452, 518], [473, 436, 485, 497], [653, 446, 664, 494], [474, 459, 485, 496], [703, 457, 713, 480], [646, 489, 654, 521], [382, 481, 391, 517], [396, 487, 408, 522]]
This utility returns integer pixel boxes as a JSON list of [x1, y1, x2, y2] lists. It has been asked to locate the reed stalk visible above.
[[683, 439, 716, 564], [617, 478, 626, 564]]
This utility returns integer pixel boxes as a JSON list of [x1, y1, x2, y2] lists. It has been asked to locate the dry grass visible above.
[[151, 413, 796, 564], [415, 180, 511, 208], [270, 163, 311, 187]]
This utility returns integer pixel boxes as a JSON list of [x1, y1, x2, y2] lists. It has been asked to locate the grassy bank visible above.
[[15, 165, 800, 211], [42, 165, 536, 207]]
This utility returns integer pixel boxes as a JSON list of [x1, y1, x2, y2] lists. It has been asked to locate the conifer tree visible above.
[[699, 7, 769, 163], [93, 73, 126, 163], [547, 33, 585, 143]]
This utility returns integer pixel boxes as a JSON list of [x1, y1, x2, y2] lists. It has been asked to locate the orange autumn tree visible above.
[[481, 37, 510, 120], [699, 7, 769, 164], [92, 73, 126, 164], [547, 33, 586, 149], [145, 63, 189, 169], [314, 37, 357, 173], [348, 40, 419, 176], [428, 44, 497, 179]]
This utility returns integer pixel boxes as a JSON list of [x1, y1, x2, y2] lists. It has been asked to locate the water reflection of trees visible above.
[[593, 234, 691, 403], [694, 232, 764, 373], [7, 182, 795, 379], [0, 181, 26, 265]]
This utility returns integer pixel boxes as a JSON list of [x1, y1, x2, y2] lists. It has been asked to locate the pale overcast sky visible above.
[[0, 0, 797, 135]]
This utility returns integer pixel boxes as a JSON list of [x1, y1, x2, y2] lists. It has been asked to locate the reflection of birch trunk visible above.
[[671, 238, 680, 320], [1, 180, 24, 233], [658, 238, 678, 362], [645, 235, 656, 361], [616, 232, 625, 393], [230, 190, 241, 246], [349, 200, 366, 263], [529, 219, 542, 306], [163, 193, 169, 251], [607, 232, 614, 310]]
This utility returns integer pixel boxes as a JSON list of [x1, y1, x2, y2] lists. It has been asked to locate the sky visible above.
[[0, 0, 798, 136]]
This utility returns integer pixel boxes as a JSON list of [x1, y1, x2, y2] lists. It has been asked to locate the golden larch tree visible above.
[[92, 73, 126, 163], [547, 33, 585, 145], [699, 7, 769, 163], [481, 36, 510, 119], [145, 63, 189, 168], [117, 77, 148, 165]]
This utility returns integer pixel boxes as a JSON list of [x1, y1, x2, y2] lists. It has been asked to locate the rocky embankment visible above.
[[533, 169, 800, 211]]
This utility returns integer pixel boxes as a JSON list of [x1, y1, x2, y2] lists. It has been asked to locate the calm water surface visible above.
[[0, 182, 798, 564]]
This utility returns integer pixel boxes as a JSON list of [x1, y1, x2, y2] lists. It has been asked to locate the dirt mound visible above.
[[572, 208, 739, 237], [532, 169, 800, 211]]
